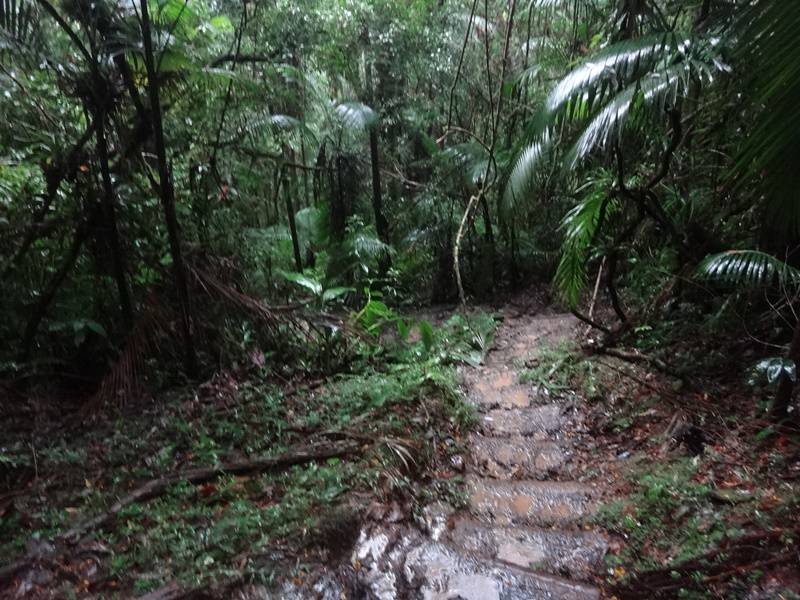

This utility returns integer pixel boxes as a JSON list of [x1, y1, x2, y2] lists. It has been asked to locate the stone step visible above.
[[404, 540, 600, 600], [447, 518, 608, 580], [470, 435, 566, 479], [468, 477, 595, 527], [480, 405, 564, 438], [485, 314, 578, 365], [464, 368, 532, 409]]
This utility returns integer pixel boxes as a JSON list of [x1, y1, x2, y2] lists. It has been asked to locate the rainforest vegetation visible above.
[[1, 0, 799, 597]]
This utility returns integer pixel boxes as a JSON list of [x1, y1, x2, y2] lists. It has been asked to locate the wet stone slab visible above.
[[447, 518, 608, 579], [404, 540, 600, 600], [467, 477, 595, 527], [464, 368, 532, 409], [470, 435, 566, 478], [480, 405, 564, 437]]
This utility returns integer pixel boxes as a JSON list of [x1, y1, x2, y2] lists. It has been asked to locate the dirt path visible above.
[[355, 306, 608, 599]]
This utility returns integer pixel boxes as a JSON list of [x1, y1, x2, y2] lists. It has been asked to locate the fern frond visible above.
[[351, 232, 394, 260], [698, 250, 800, 287]]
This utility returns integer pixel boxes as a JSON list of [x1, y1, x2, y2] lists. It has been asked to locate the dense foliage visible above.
[[1, 0, 800, 595]]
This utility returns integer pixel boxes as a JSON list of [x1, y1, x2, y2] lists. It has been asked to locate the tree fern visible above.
[[698, 250, 800, 288]]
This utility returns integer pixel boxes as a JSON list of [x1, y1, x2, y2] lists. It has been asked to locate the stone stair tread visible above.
[[470, 435, 566, 478], [405, 540, 600, 600], [463, 368, 531, 409], [447, 517, 608, 579], [481, 405, 564, 437], [468, 477, 595, 527]]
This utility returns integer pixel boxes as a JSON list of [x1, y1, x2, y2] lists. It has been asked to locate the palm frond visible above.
[[567, 61, 705, 166], [502, 131, 552, 218], [351, 232, 394, 261], [544, 33, 678, 118], [0, 0, 41, 51], [697, 250, 800, 287], [554, 190, 618, 307], [334, 101, 378, 131]]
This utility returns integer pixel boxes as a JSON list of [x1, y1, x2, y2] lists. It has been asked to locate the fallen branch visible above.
[[0, 441, 360, 583], [64, 441, 359, 541], [587, 345, 684, 381]]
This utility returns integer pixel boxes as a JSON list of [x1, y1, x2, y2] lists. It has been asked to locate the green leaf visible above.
[[209, 15, 233, 32], [322, 287, 353, 303], [753, 357, 796, 385], [419, 320, 434, 351], [697, 250, 800, 288], [279, 271, 323, 296]]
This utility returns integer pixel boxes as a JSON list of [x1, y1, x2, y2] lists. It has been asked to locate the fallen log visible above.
[[0, 440, 361, 584]]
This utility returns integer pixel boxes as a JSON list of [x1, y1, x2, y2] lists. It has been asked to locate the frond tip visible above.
[[697, 250, 800, 287]]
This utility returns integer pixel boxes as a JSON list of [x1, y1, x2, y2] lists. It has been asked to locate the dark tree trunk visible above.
[[20, 209, 96, 361], [283, 165, 303, 272], [140, 0, 198, 378], [331, 155, 347, 241], [369, 127, 389, 245], [95, 107, 134, 329]]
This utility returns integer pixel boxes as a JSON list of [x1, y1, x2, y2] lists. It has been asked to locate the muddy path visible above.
[[354, 304, 608, 599]]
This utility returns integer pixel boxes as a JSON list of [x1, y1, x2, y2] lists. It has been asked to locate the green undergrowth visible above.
[[0, 311, 498, 595], [596, 458, 748, 572], [517, 334, 799, 596]]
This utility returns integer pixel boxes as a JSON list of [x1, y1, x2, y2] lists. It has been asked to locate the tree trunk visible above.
[[369, 127, 389, 245], [140, 0, 198, 378], [20, 209, 96, 361], [95, 107, 134, 329], [283, 165, 303, 272]]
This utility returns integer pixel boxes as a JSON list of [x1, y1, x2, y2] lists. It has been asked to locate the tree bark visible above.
[[369, 127, 389, 244], [19, 209, 96, 361], [95, 107, 134, 329], [283, 164, 303, 272], [140, 0, 198, 378]]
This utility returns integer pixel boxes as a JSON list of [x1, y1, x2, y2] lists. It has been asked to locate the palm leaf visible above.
[[543, 33, 679, 119], [567, 61, 706, 166], [502, 130, 552, 219], [554, 188, 618, 307], [697, 250, 800, 287], [334, 101, 378, 131]]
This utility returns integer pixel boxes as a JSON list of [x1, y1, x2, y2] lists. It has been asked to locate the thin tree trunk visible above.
[[364, 53, 390, 246], [283, 165, 303, 272], [96, 107, 134, 329], [368, 128, 389, 244], [20, 210, 95, 361], [140, 0, 198, 378]]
